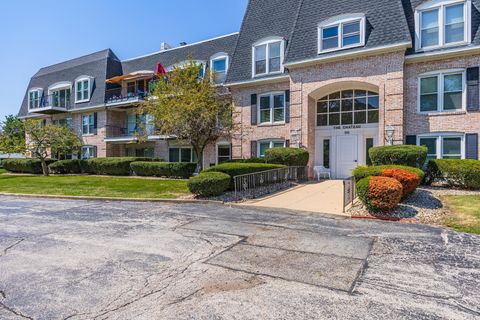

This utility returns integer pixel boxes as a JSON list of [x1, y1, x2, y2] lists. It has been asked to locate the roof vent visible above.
[[160, 42, 172, 51], [179, 42, 187, 46]]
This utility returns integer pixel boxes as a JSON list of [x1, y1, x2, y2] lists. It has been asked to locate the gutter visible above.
[[405, 45, 480, 63], [283, 42, 412, 68], [226, 75, 290, 88]]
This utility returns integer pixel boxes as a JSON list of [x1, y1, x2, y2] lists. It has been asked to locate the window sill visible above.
[[416, 41, 469, 53], [82, 134, 95, 137], [75, 99, 90, 104], [252, 71, 283, 78], [419, 110, 467, 116], [257, 122, 286, 127]]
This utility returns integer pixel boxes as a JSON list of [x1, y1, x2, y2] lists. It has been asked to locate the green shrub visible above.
[[353, 165, 424, 182], [204, 162, 287, 188], [369, 145, 427, 168], [48, 160, 82, 174], [426, 159, 480, 190], [187, 172, 231, 197], [264, 148, 309, 166], [2, 158, 57, 174], [131, 162, 196, 178], [83, 157, 152, 176], [223, 157, 266, 164]]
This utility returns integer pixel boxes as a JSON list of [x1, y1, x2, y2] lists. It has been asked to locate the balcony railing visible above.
[[105, 125, 155, 139], [29, 93, 71, 112], [105, 88, 148, 105]]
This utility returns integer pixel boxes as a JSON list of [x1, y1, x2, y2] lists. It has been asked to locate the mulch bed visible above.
[[348, 185, 480, 225]]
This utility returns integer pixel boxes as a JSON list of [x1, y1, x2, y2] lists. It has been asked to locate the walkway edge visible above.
[[0, 192, 223, 205]]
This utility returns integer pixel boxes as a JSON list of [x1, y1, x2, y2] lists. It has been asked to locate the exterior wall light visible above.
[[385, 124, 395, 145], [290, 129, 301, 147]]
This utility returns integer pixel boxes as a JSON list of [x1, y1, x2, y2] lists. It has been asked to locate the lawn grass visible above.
[[0, 168, 6, 174], [0, 174, 190, 199], [442, 195, 480, 235]]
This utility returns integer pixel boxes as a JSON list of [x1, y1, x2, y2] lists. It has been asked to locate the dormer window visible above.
[[210, 53, 228, 84], [28, 89, 42, 109], [75, 76, 93, 103], [318, 14, 366, 53], [416, 0, 471, 50], [252, 37, 284, 77]]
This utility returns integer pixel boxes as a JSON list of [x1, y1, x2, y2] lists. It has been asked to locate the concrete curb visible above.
[[0, 192, 224, 205]]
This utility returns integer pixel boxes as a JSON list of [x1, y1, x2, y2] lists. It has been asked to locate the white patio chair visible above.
[[314, 166, 331, 181]]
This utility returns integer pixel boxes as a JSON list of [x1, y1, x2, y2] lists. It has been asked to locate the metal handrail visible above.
[[105, 87, 147, 104], [233, 166, 308, 198], [343, 176, 356, 213]]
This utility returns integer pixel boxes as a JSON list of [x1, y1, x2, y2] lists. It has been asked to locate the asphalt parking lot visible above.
[[0, 196, 479, 319]]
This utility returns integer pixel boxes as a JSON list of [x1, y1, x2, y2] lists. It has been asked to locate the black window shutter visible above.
[[250, 94, 257, 125], [93, 112, 98, 135], [466, 133, 479, 160], [405, 135, 417, 145], [251, 140, 257, 157], [467, 67, 479, 111], [285, 139, 290, 147], [285, 90, 290, 123]]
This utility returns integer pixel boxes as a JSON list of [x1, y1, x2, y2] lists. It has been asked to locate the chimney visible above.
[[179, 42, 187, 46], [160, 42, 172, 51]]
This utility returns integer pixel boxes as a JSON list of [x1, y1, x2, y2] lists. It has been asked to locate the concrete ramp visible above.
[[240, 180, 346, 215]]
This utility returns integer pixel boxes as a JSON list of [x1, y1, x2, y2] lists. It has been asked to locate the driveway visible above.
[[0, 196, 479, 319]]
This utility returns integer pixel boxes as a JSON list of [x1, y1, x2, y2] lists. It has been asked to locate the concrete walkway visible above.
[[241, 180, 346, 215]]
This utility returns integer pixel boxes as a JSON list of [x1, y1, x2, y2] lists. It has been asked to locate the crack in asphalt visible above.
[[1, 238, 24, 257], [0, 301, 33, 320], [88, 236, 238, 319]]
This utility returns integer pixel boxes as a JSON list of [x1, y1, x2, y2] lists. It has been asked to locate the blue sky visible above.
[[0, 0, 248, 120]]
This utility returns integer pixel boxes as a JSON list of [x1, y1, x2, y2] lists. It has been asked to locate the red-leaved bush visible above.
[[367, 176, 403, 211], [381, 168, 420, 196]]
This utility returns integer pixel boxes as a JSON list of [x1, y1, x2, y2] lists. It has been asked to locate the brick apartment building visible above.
[[18, 0, 480, 178]]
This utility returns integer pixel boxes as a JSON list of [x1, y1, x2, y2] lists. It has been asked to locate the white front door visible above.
[[336, 135, 358, 179]]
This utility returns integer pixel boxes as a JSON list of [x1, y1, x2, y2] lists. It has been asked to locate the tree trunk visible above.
[[41, 159, 49, 176], [193, 145, 204, 173]]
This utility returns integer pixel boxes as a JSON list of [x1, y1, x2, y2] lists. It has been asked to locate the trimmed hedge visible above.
[[131, 162, 196, 179], [264, 147, 309, 166], [187, 172, 231, 197], [381, 168, 420, 196], [353, 165, 424, 182], [48, 160, 83, 174], [426, 159, 480, 190], [83, 157, 152, 176], [223, 157, 266, 164], [204, 162, 287, 188], [2, 158, 57, 174], [369, 145, 427, 168], [357, 176, 403, 211]]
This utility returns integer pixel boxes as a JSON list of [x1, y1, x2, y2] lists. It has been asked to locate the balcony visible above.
[[104, 125, 167, 143], [29, 93, 71, 114], [105, 88, 147, 106]]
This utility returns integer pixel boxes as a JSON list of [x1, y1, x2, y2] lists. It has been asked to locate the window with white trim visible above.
[[81, 146, 97, 159], [75, 78, 91, 102], [82, 113, 95, 135], [258, 140, 285, 157], [259, 92, 285, 124], [28, 89, 42, 109], [318, 15, 366, 53], [419, 70, 465, 112], [169, 147, 197, 163], [416, 0, 470, 50], [217, 144, 231, 164], [418, 134, 464, 162], [211, 53, 228, 84], [252, 38, 284, 76]]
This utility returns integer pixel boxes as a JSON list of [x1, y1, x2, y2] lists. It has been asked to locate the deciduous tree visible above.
[[142, 59, 235, 170]]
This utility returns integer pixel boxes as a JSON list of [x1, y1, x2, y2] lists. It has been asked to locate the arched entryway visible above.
[[309, 82, 381, 179]]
